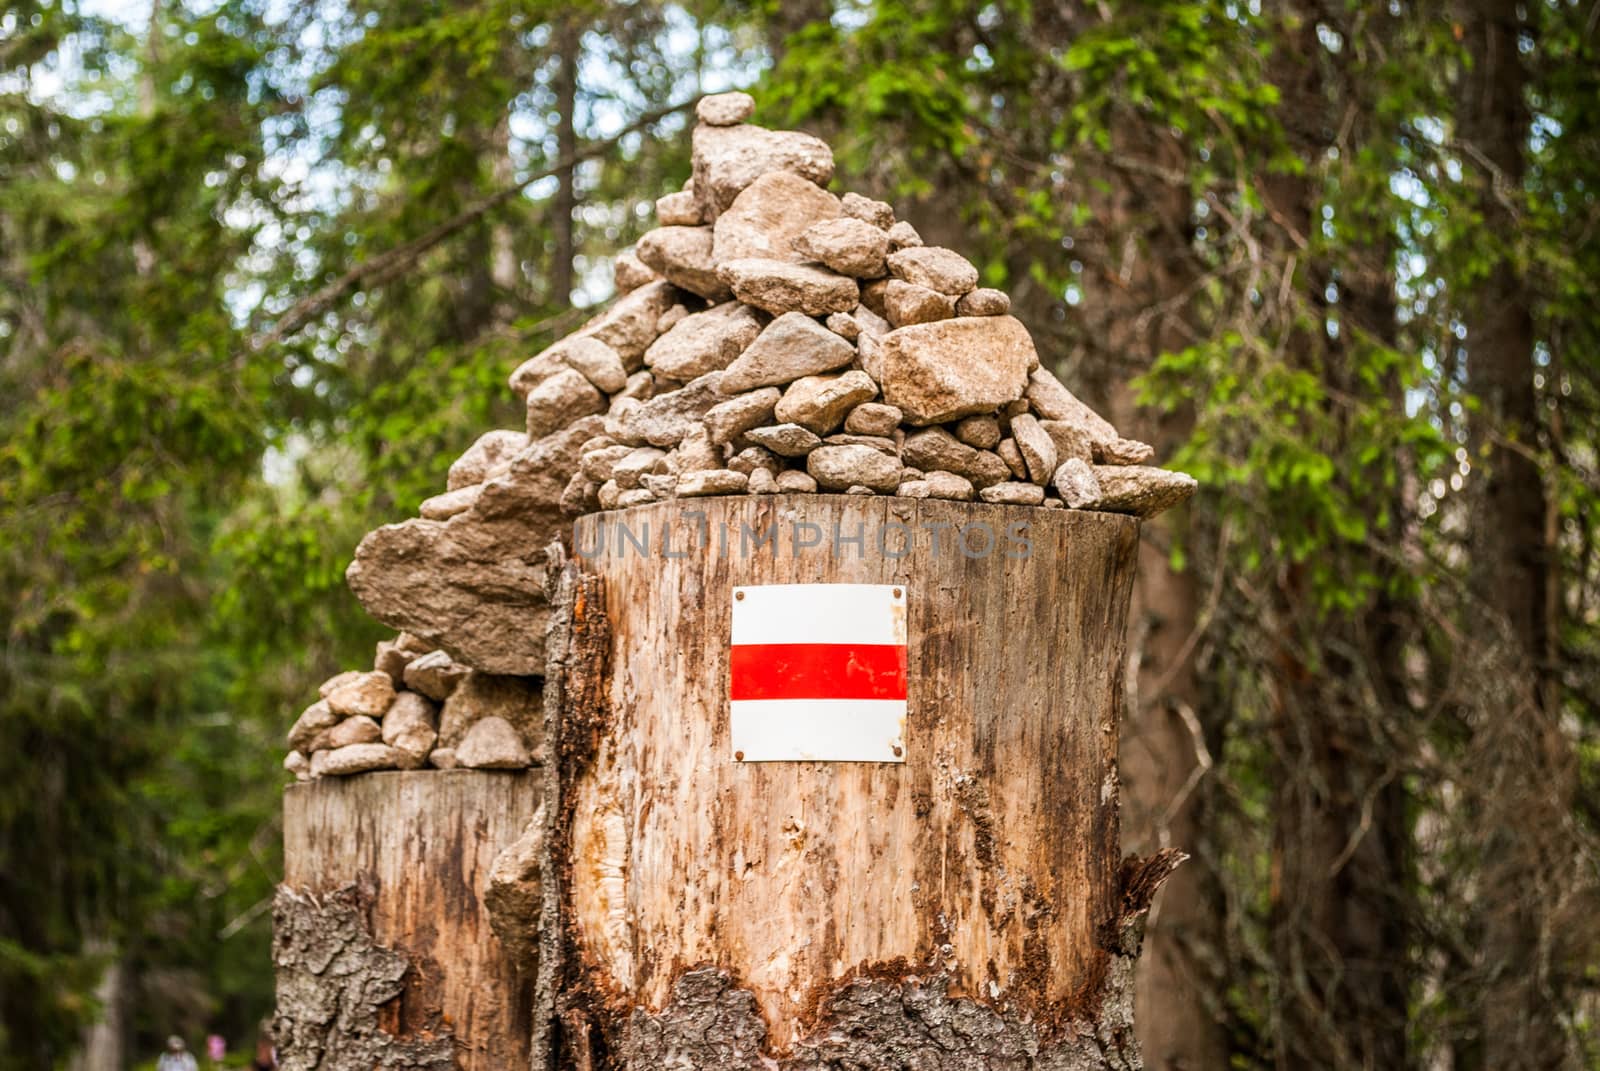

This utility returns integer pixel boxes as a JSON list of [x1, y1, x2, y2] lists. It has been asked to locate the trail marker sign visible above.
[[729, 583, 908, 763]]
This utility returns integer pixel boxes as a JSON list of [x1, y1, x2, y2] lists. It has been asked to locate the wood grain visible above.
[[282, 769, 542, 1069], [567, 495, 1140, 1047]]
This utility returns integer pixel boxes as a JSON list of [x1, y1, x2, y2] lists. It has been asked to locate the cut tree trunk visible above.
[[546, 495, 1179, 1068], [276, 770, 542, 1071]]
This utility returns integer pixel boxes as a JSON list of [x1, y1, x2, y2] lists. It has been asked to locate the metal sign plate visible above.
[[729, 583, 907, 763]]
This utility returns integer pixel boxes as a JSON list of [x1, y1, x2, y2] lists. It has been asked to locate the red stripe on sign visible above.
[[729, 643, 908, 702]]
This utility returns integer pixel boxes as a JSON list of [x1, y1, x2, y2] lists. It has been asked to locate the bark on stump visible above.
[[276, 770, 541, 1070], [549, 495, 1178, 1068]]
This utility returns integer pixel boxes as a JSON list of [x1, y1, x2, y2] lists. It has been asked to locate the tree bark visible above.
[[547, 495, 1176, 1067], [276, 771, 542, 1071]]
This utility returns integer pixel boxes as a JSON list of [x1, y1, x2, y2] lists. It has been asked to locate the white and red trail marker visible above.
[[729, 583, 908, 763]]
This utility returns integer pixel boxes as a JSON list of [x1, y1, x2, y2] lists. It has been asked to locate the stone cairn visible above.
[[284, 91, 1196, 781]]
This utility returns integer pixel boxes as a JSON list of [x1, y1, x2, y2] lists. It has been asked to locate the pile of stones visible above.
[[284, 636, 540, 779], [288, 91, 1195, 777]]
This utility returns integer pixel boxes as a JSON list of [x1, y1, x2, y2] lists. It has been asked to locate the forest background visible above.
[[3, 0, 1599, 1068]]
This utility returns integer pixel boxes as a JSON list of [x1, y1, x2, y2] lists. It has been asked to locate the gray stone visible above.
[[1039, 420, 1094, 464], [691, 123, 834, 218], [428, 747, 459, 770], [284, 750, 310, 781], [845, 484, 878, 495], [703, 388, 781, 446], [825, 311, 861, 341], [997, 437, 1028, 478], [901, 427, 1009, 488], [956, 287, 1011, 316], [1098, 437, 1156, 465], [581, 443, 635, 483], [633, 371, 727, 447], [954, 414, 1002, 450], [840, 191, 894, 229], [879, 316, 1035, 425], [403, 650, 468, 702], [744, 423, 822, 457], [645, 301, 763, 382], [1052, 457, 1103, 509], [792, 217, 889, 278], [1024, 367, 1119, 448], [886, 246, 979, 295], [287, 700, 338, 752], [1087, 465, 1198, 517], [596, 480, 621, 510], [823, 433, 897, 454], [345, 416, 605, 674], [381, 691, 437, 770], [373, 633, 429, 684], [617, 370, 657, 402], [438, 671, 541, 751], [896, 470, 974, 501], [774, 370, 878, 435], [843, 402, 902, 436], [420, 484, 482, 521], [857, 278, 890, 318], [719, 311, 856, 393], [321, 714, 381, 750], [636, 226, 731, 300], [728, 445, 783, 475], [979, 481, 1047, 506], [1009, 413, 1059, 485], [562, 336, 629, 393], [324, 671, 395, 720], [696, 91, 755, 126], [612, 250, 658, 293], [712, 171, 840, 265], [319, 670, 363, 697], [852, 303, 891, 338], [447, 429, 527, 490], [678, 469, 749, 497], [775, 469, 818, 493], [656, 304, 688, 335], [457, 716, 532, 769], [525, 368, 606, 438], [886, 220, 923, 249], [559, 471, 601, 516], [882, 279, 957, 327], [311, 743, 400, 778], [617, 487, 658, 508], [612, 446, 668, 489], [718, 258, 859, 317], [671, 426, 722, 473], [513, 280, 677, 380], [604, 398, 647, 446], [806, 444, 902, 492], [747, 467, 778, 494], [655, 189, 704, 226]]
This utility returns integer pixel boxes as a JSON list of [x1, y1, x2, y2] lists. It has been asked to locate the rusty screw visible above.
[[735, 591, 745, 601], [734, 750, 745, 761], [892, 588, 903, 598], [892, 745, 904, 757]]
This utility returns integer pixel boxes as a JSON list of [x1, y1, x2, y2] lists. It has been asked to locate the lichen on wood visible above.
[[271, 882, 456, 1071]]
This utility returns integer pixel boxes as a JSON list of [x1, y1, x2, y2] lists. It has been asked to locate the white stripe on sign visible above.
[[731, 583, 906, 647], [730, 699, 906, 763]]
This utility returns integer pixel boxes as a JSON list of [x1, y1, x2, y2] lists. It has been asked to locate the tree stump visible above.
[[547, 495, 1176, 1068], [275, 770, 541, 1070]]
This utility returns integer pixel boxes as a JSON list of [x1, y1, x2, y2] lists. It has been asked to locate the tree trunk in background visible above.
[[1258, 18, 1413, 1069], [1085, 123, 1229, 1070], [66, 941, 125, 1071], [549, 19, 579, 308], [1457, 4, 1571, 1067]]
